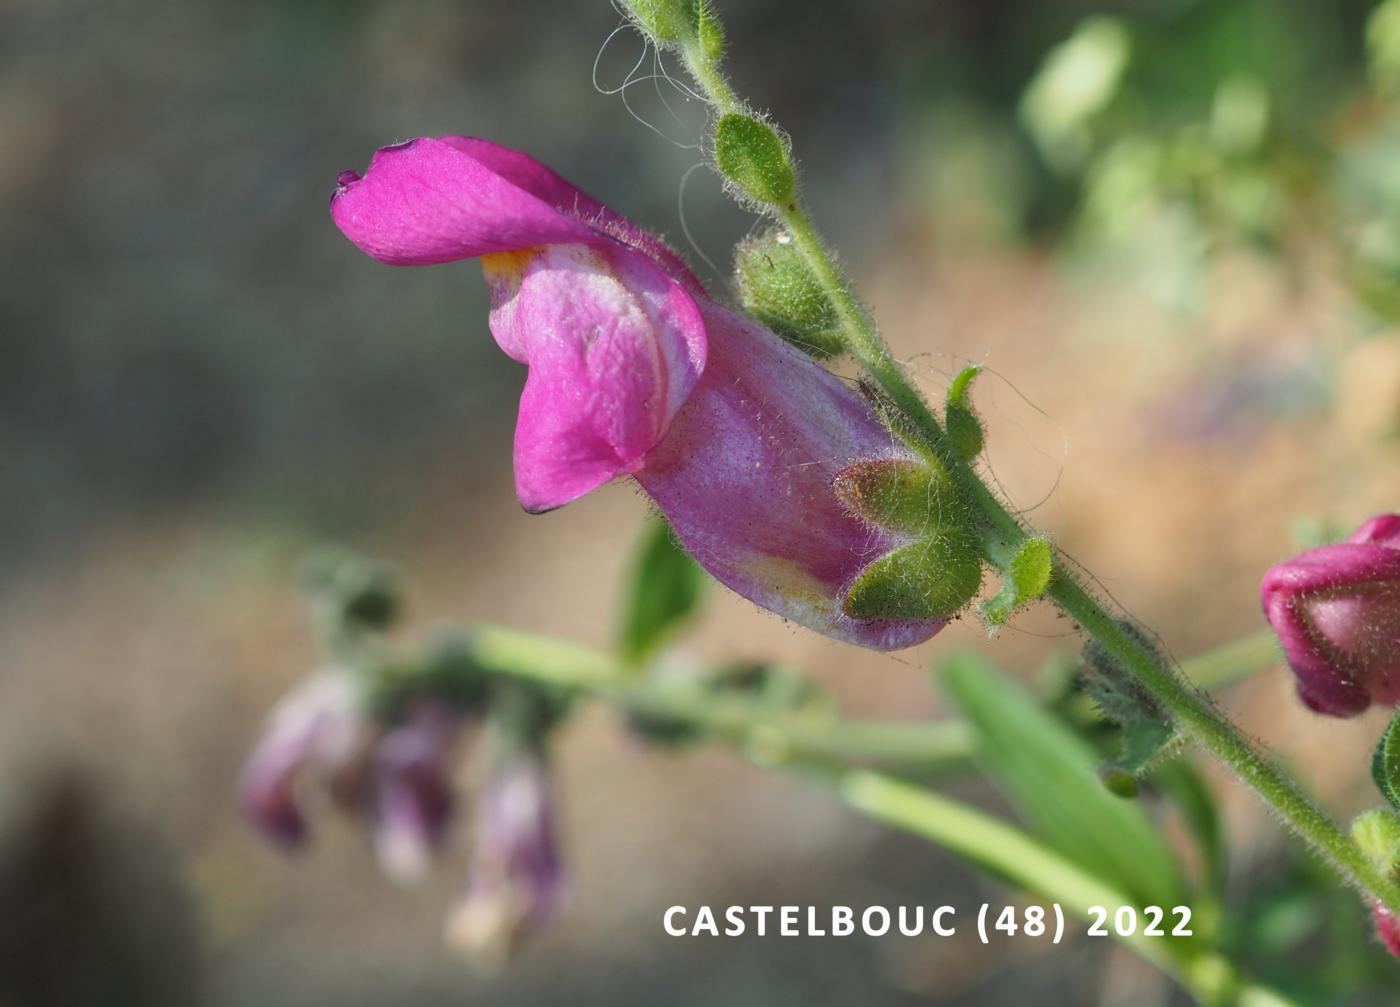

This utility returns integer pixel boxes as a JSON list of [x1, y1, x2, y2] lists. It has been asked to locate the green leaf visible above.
[[945, 365, 985, 461], [714, 113, 796, 206], [1151, 759, 1227, 896], [1113, 719, 1177, 774], [1373, 710, 1400, 812], [617, 517, 705, 665], [938, 649, 1187, 908], [981, 535, 1054, 626]]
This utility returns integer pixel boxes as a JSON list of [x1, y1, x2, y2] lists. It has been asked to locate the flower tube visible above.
[[332, 136, 962, 650]]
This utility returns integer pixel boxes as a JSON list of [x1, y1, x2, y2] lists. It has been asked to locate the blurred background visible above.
[[5, 0, 1400, 1003]]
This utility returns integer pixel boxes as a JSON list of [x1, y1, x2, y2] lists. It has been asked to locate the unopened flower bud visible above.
[[1374, 901, 1400, 958], [371, 702, 463, 884], [620, 0, 688, 44], [445, 747, 562, 964], [1261, 514, 1400, 716], [734, 230, 843, 358], [622, 0, 722, 57], [714, 113, 796, 207], [1353, 808, 1400, 878], [238, 671, 370, 847]]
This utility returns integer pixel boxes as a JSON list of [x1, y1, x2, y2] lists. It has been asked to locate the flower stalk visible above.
[[650, 3, 1400, 915], [424, 621, 1298, 1006]]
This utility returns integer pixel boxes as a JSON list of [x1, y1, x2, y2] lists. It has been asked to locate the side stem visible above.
[[673, 25, 1400, 914]]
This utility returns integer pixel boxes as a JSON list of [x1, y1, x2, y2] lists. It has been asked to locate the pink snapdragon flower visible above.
[[1261, 515, 1400, 716], [331, 136, 945, 650]]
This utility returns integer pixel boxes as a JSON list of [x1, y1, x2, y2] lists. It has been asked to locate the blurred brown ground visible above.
[[3, 0, 1399, 1005]]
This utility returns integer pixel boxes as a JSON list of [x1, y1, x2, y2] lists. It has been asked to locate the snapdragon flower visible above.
[[331, 136, 959, 650], [239, 672, 465, 880], [1261, 515, 1400, 716]]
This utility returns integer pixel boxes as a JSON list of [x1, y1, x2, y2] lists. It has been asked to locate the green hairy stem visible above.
[[661, 8, 1400, 916], [456, 623, 1298, 1005]]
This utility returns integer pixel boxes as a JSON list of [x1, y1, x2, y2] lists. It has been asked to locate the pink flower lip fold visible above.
[[331, 136, 948, 651], [1261, 514, 1400, 717]]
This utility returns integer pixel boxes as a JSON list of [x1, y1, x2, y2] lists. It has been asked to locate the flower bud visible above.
[[1261, 514, 1400, 716], [733, 230, 843, 358], [714, 113, 796, 207], [1375, 901, 1400, 958], [1353, 809, 1400, 877], [620, 0, 689, 44], [445, 746, 562, 964], [370, 702, 463, 884], [237, 671, 370, 847], [622, 0, 722, 58]]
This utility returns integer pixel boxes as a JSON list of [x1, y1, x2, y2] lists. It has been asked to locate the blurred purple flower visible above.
[[445, 746, 562, 960], [1261, 515, 1400, 716], [237, 671, 368, 847], [239, 672, 466, 880], [330, 136, 943, 651], [370, 701, 462, 884]]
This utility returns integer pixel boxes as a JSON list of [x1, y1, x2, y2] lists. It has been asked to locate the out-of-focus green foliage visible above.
[[616, 516, 706, 665], [938, 650, 1188, 910]]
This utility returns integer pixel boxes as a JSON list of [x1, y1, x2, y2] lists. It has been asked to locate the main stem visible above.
[[676, 36, 1400, 914]]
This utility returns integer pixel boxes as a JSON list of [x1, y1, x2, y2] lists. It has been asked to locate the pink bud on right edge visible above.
[[1261, 515, 1400, 716]]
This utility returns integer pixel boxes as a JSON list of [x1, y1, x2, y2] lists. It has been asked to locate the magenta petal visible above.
[[1261, 522, 1400, 716], [636, 303, 944, 651], [331, 136, 703, 292], [488, 243, 706, 512], [433, 136, 704, 292], [1352, 514, 1400, 548], [331, 137, 601, 265]]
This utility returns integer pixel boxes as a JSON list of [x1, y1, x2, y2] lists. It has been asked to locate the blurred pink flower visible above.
[[1261, 515, 1400, 716], [445, 746, 562, 961], [239, 673, 465, 880], [331, 136, 943, 650]]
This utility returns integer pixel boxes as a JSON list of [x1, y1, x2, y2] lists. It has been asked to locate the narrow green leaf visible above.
[[617, 517, 705, 664], [945, 365, 985, 461], [938, 649, 1187, 908], [1373, 710, 1400, 812], [1152, 760, 1227, 896]]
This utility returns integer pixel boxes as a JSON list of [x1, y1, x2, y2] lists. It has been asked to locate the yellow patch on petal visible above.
[[480, 247, 541, 285]]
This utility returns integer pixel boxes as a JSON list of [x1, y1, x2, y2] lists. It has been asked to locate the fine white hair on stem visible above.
[[677, 160, 726, 285], [594, 14, 706, 152]]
